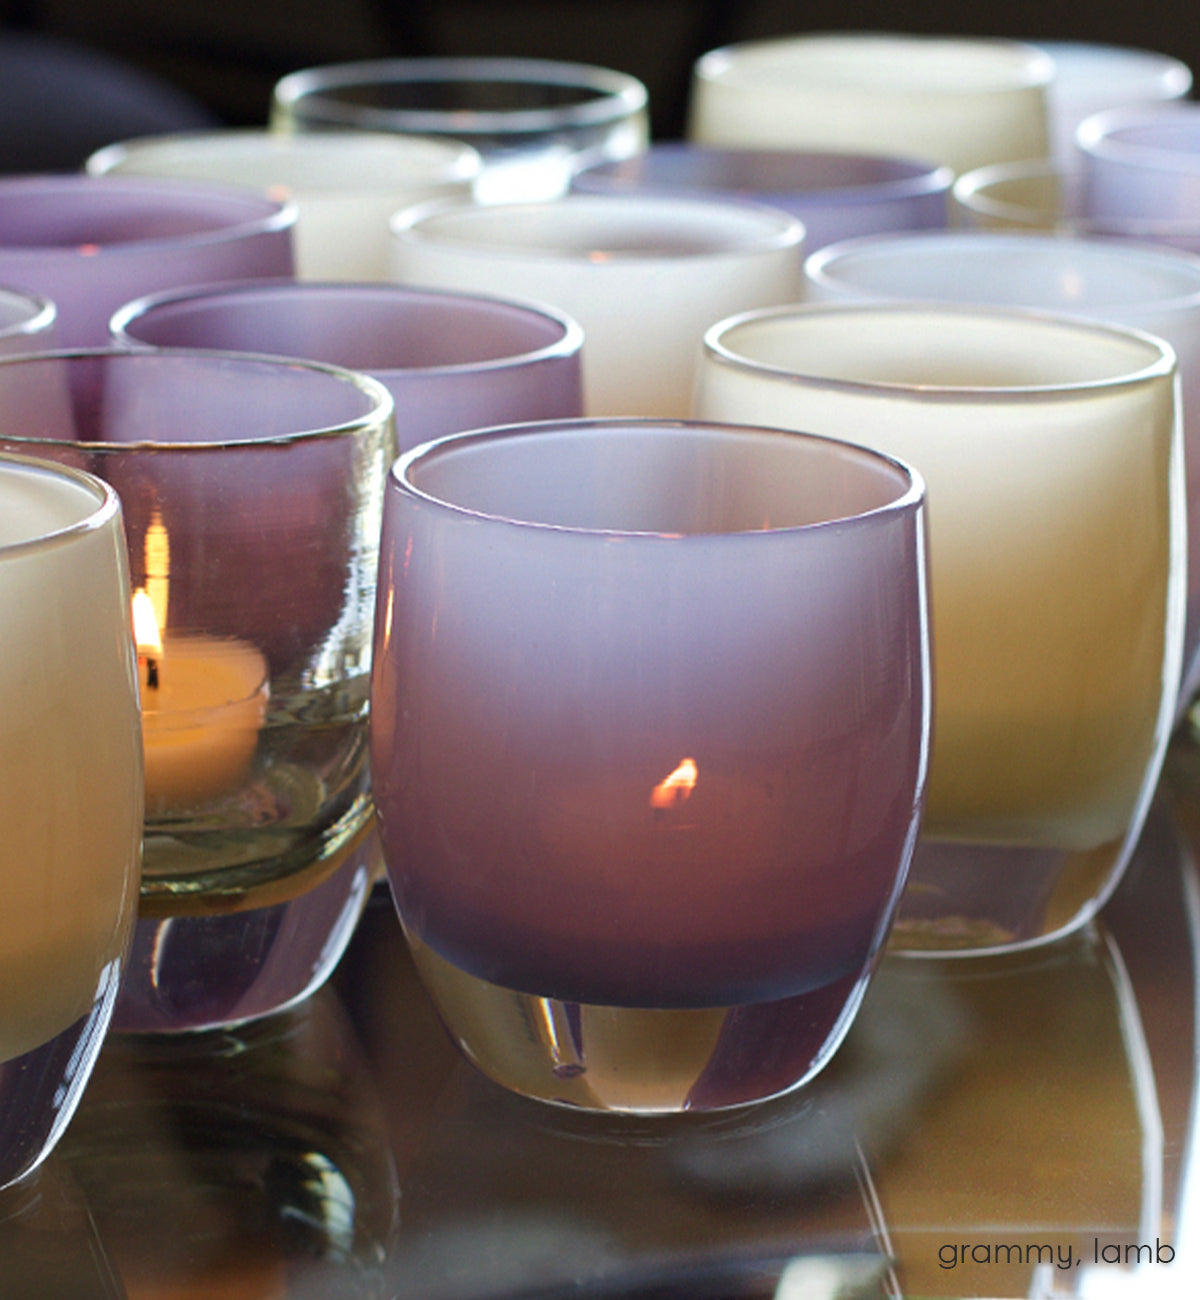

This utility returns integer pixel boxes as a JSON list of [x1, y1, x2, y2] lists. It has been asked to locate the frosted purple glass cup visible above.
[[0, 349, 394, 1034], [111, 280, 583, 451], [573, 143, 952, 250], [0, 175, 295, 348], [1078, 104, 1200, 253], [371, 419, 931, 1112]]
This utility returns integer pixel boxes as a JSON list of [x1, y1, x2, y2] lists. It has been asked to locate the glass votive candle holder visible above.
[[1, 454, 142, 1189], [1031, 41, 1191, 171], [696, 304, 1184, 955], [572, 143, 952, 251], [86, 128, 481, 282], [0, 175, 295, 347], [804, 228, 1200, 723], [371, 418, 931, 1113], [110, 279, 583, 451], [0, 349, 395, 1034], [390, 193, 804, 418], [687, 32, 1053, 176], [1078, 104, 1200, 243], [0, 285, 55, 354], [271, 56, 649, 203]]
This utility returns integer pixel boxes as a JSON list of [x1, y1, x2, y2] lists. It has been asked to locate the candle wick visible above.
[[145, 657, 159, 691]]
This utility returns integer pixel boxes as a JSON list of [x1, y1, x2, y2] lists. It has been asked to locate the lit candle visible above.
[[132, 588, 269, 816]]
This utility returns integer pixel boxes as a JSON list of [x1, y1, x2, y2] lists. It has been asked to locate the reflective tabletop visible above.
[[4, 737, 1199, 1300]]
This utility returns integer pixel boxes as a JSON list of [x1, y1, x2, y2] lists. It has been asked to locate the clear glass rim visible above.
[[109, 279, 585, 376], [86, 127, 482, 188], [391, 416, 925, 537], [391, 192, 805, 262], [703, 301, 1177, 399], [0, 450, 121, 557], [576, 142, 955, 207], [0, 285, 56, 338], [273, 56, 648, 135], [0, 347, 394, 452], [805, 228, 1200, 314], [694, 32, 1056, 93], [1078, 103, 1200, 172], [0, 175, 297, 255]]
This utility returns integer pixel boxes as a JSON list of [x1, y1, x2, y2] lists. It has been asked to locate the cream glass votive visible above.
[[87, 129, 481, 281], [371, 418, 931, 1112], [0, 349, 395, 1034], [271, 57, 649, 203], [688, 32, 1053, 176], [697, 303, 1183, 955], [804, 229, 1200, 722], [1, 455, 142, 1189], [390, 193, 804, 417]]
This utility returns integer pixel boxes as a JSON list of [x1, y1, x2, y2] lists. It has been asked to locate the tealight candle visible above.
[[133, 590, 268, 816]]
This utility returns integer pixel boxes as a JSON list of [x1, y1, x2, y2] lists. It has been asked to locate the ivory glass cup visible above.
[[0, 349, 395, 1034], [271, 57, 649, 203], [572, 143, 952, 251], [804, 228, 1200, 721], [86, 129, 481, 281], [111, 280, 583, 451], [687, 33, 1053, 176], [0, 455, 142, 1189], [371, 418, 931, 1113], [0, 175, 295, 347], [1031, 41, 1191, 171], [696, 304, 1184, 955], [390, 194, 804, 418]]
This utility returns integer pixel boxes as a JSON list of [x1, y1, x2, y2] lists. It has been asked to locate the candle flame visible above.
[[650, 757, 698, 809], [132, 589, 163, 656], [144, 509, 170, 634]]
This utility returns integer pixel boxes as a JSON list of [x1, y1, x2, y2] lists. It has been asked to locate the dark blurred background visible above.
[[1, 0, 1198, 169]]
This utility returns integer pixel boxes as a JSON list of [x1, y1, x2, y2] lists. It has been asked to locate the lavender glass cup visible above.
[[0, 349, 395, 1035], [804, 228, 1200, 723], [573, 143, 951, 251], [371, 419, 931, 1112], [111, 280, 583, 451], [1078, 104, 1200, 253], [0, 175, 295, 347]]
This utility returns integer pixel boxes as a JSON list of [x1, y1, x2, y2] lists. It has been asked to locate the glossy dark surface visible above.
[[3, 736, 1198, 1297]]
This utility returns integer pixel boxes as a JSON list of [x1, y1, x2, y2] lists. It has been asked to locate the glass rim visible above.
[[693, 32, 1056, 93], [390, 192, 805, 261], [703, 301, 1178, 399], [575, 142, 955, 207], [0, 450, 121, 558], [272, 56, 648, 134], [805, 228, 1200, 313], [0, 285, 56, 338], [0, 174, 297, 256], [0, 346, 394, 452], [86, 126, 483, 188], [1078, 102, 1200, 171], [108, 279, 585, 376], [391, 416, 926, 537]]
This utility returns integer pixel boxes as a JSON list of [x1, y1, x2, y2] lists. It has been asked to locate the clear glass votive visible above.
[[271, 56, 649, 203], [0, 175, 295, 347], [0, 455, 142, 1188], [0, 350, 395, 1034], [803, 228, 1200, 723], [390, 193, 803, 418], [1031, 41, 1191, 171], [87, 128, 481, 281], [371, 418, 931, 1113], [687, 32, 1053, 176], [572, 142, 952, 251], [0, 285, 55, 355], [696, 304, 1184, 955], [111, 279, 583, 450]]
